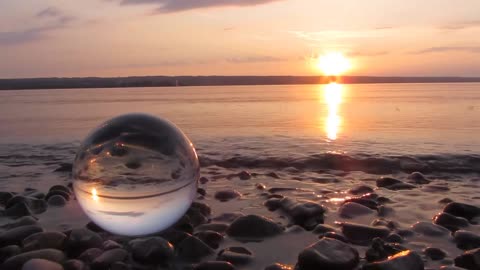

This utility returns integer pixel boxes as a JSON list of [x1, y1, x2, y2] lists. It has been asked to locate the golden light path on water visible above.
[[322, 82, 344, 140]]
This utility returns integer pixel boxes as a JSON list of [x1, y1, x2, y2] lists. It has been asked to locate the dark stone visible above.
[[363, 250, 424, 270], [348, 185, 374, 195], [385, 233, 404, 243], [454, 248, 480, 270], [323, 232, 348, 243], [439, 198, 454, 204], [186, 208, 209, 227], [266, 172, 280, 178], [176, 235, 214, 262], [129, 237, 174, 264], [194, 261, 235, 270], [0, 245, 21, 263], [22, 258, 63, 270], [341, 223, 390, 245], [194, 231, 224, 249], [85, 222, 104, 233], [46, 190, 70, 201], [190, 202, 212, 217], [111, 261, 129, 270], [264, 198, 282, 211], [344, 198, 378, 210], [199, 177, 209, 184], [65, 228, 103, 257], [214, 190, 241, 202], [0, 225, 44, 247], [424, 247, 447, 260], [238, 171, 251, 180], [6, 196, 47, 215], [227, 215, 284, 240], [279, 198, 326, 230], [376, 177, 416, 190], [196, 223, 229, 233], [54, 163, 73, 172], [102, 240, 122, 250], [217, 246, 254, 265], [158, 230, 190, 246], [5, 202, 33, 218], [63, 259, 86, 270], [47, 195, 67, 207], [444, 202, 480, 222], [454, 230, 480, 250], [434, 212, 470, 232], [296, 237, 359, 270], [265, 263, 292, 270], [197, 188, 207, 196], [77, 248, 102, 264], [407, 172, 430, 184], [365, 238, 407, 262], [212, 213, 244, 223], [1, 249, 65, 270], [397, 229, 415, 238], [371, 219, 398, 230], [1, 216, 38, 230], [312, 224, 336, 235], [48, 185, 71, 195], [256, 183, 267, 190], [411, 221, 450, 237], [91, 248, 128, 270], [22, 231, 66, 252], [0, 192, 14, 206], [339, 202, 375, 218]]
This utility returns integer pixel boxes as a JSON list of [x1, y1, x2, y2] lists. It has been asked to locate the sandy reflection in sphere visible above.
[[72, 114, 199, 236]]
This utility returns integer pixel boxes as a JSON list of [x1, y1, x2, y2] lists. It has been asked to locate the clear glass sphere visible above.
[[72, 114, 199, 236]]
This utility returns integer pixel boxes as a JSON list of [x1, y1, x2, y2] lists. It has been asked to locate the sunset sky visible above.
[[1, 0, 480, 78]]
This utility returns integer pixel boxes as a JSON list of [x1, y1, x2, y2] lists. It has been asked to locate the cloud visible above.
[[0, 7, 74, 46], [226, 56, 286, 63], [117, 0, 284, 13], [348, 51, 389, 57], [440, 20, 480, 30], [412, 46, 480, 54]]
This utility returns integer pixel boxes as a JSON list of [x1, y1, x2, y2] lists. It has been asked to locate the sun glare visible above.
[[316, 52, 351, 76]]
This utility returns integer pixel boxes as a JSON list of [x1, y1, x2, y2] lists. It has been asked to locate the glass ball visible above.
[[72, 114, 199, 236]]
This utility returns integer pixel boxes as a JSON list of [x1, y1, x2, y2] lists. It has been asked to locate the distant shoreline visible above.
[[1, 75, 480, 90]]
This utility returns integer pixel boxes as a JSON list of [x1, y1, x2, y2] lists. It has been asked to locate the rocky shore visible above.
[[1, 165, 480, 269]]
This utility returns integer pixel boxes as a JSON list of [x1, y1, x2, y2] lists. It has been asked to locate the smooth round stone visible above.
[[0, 225, 44, 247], [265, 263, 293, 270], [454, 248, 480, 270], [65, 229, 102, 257], [176, 235, 214, 263], [424, 247, 447, 260], [339, 202, 375, 218], [214, 190, 241, 202], [194, 231, 224, 249], [2, 249, 65, 270], [46, 190, 70, 201], [365, 238, 407, 262], [91, 248, 128, 270], [348, 185, 374, 195], [363, 250, 424, 270], [411, 222, 450, 237], [77, 248, 102, 264], [238, 171, 251, 180], [226, 215, 284, 240], [407, 172, 430, 184], [129, 237, 174, 264], [296, 237, 359, 270], [62, 259, 85, 270], [453, 230, 480, 250], [48, 185, 71, 195], [22, 232, 67, 252], [73, 114, 199, 236], [341, 223, 390, 245], [434, 212, 469, 231], [22, 258, 63, 270], [5, 202, 33, 218], [443, 202, 480, 221], [194, 261, 235, 270], [47, 195, 67, 207], [0, 245, 21, 264], [102, 240, 122, 250], [217, 246, 254, 265]]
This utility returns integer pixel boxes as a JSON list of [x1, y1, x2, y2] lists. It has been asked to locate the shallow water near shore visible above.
[[0, 83, 479, 269]]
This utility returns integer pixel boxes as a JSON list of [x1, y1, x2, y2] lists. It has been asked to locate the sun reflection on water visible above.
[[322, 83, 344, 140]]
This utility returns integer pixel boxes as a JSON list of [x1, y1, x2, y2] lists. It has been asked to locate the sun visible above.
[[316, 52, 351, 76]]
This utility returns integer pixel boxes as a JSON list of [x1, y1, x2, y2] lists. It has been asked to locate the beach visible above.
[[1, 83, 480, 269]]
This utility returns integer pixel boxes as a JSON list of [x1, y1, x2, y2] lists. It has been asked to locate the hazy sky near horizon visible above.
[[1, 0, 480, 78]]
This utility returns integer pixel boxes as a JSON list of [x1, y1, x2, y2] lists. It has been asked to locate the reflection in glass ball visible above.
[[72, 114, 199, 236]]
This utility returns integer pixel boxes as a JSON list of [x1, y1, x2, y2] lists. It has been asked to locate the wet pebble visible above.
[[22, 232, 66, 252], [65, 228, 103, 257], [0, 245, 21, 263], [296, 237, 359, 270], [217, 246, 254, 265], [214, 190, 241, 202], [2, 249, 65, 270], [199, 177, 209, 184], [91, 248, 128, 270], [54, 163, 73, 172], [411, 221, 450, 237], [176, 235, 214, 262], [48, 185, 71, 195], [443, 202, 480, 222], [434, 212, 469, 231], [454, 230, 480, 250], [47, 195, 66, 207], [193, 261, 235, 270], [363, 250, 424, 270], [341, 223, 390, 245], [265, 263, 293, 270], [376, 177, 416, 190], [365, 238, 407, 262], [129, 237, 174, 264], [339, 202, 375, 218], [226, 215, 284, 240], [62, 259, 85, 270], [0, 192, 14, 205], [5, 202, 33, 218], [407, 172, 430, 184], [454, 248, 480, 270], [22, 258, 63, 270], [77, 248, 102, 264], [348, 185, 374, 195], [0, 225, 44, 247], [424, 247, 447, 260], [238, 171, 251, 180], [312, 224, 337, 235], [194, 231, 224, 249], [278, 198, 325, 230], [196, 223, 229, 233], [102, 240, 122, 250], [45, 190, 70, 201]]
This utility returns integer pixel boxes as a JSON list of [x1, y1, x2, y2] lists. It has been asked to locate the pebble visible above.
[[411, 221, 450, 237], [102, 240, 122, 250], [196, 223, 229, 233], [454, 248, 480, 270], [46, 190, 70, 201], [0, 245, 21, 263], [212, 212, 244, 223], [323, 232, 348, 243], [408, 172, 431, 184], [62, 259, 85, 270], [256, 183, 267, 190], [1, 249, 65, 270], [199, 177, 209, 184], [424, 247, 447, 260], [238, 171, 252, 180], [48, 185, 71, 195], [278, 198, 326, 230], [7, 196, 47, 215], [5, 202, 33, 218], [214, 190, 241, 202], [453, 230, 480, 250], [265, 263, 293, 270], [365, 238, 407, 262], [77, 248, 102, 264], [129, 237, 174, 264], [0, 225, 44, 247], [443, 202, 480, 221], [376, 177, 416, 190], [194, 231, 224, 249], [22, 258, 63, 270], [348, 185, 374, 195], [385, 233, 404, 243], [266, 172, 280, 178], [47, 195, 67, 207], [22, 232, 66, 252], [341, 223, 390, 245], [434, 212, 470, 231], [176, 235, 214, 262], [217, 246, 254, 265], [193, 261, 235, 270], [264, 198, 282, 211], [0, 192, 14, 205], [1, 216, 38, 230], [363, 250, 424, 270], [65, 228, 103, 257], [339, 202, 375, 218], [54, 163, 73, 172], [226, 215, 284, 240], [312, 224, 336, 235], [344, 197, 378, 210], [90, 248, 128, 270], [296, 237, 359, 270]]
